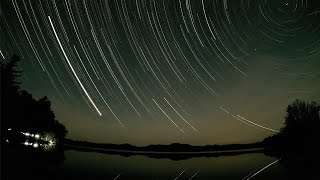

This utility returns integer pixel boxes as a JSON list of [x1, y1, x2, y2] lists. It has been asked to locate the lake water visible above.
[[57, 150, 289, 180]]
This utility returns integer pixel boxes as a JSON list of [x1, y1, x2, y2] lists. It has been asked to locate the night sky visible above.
[[1, 0, 320, 146]]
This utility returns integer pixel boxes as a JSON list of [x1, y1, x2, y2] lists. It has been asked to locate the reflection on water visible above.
[[59, 150, 288, 180], [2, 143, 65, 180]]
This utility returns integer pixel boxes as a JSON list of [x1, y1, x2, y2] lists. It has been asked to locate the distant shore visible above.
[[64, 139, 264, 160]]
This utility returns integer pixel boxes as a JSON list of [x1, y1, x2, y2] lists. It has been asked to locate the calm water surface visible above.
[[58, 150, 289, 180]]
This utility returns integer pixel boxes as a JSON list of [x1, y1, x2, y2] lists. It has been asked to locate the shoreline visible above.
[[65, 144, 264, 155]]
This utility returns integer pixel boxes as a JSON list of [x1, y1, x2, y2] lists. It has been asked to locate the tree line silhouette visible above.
[[263, 99, 320, 155], [263, 99, 320, 179], [1, 55, 67, 144], [1, 55, 67, 180]]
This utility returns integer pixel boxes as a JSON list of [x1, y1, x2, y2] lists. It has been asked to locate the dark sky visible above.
[[1, 0, 320, 145]]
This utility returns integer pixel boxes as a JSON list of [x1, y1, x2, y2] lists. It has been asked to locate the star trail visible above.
[[1, 0, 320, 145]]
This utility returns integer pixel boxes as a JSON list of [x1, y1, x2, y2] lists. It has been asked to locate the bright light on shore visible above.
[[20, 131, 57, 150], [33, 143, 39, 148], [43, 132, 57, 151]]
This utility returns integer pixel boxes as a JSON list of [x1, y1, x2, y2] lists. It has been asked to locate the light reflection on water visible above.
[[60, 150, 288, 180]]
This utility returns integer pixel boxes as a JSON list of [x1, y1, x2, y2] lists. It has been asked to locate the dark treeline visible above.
[[1, 55, 67, 144], [65, 139, 264, 160], [65, 139, 263, 153], [1, 55, 68, 180], [263, 100, 320, 179], [263, 99, 320, 155]]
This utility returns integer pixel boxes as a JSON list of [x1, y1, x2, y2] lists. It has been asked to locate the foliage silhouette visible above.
[[263, 99, 320, 179], [1, 55, 67, 179], [263, 99, 320, 154], [1, 55, 67, 143]]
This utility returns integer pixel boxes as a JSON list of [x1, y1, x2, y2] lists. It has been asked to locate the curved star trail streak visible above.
[[242, 159, 280, 180], [1, 0, 319, 142], [48, 15, 103, 116], [236, 115, 279, 133]]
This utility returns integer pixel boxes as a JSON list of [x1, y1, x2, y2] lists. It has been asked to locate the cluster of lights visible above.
[[23, 141, 40, 148], [7, 128, 57, 150], [22, 141, 54, 149], [21, 132, 41, 139]]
